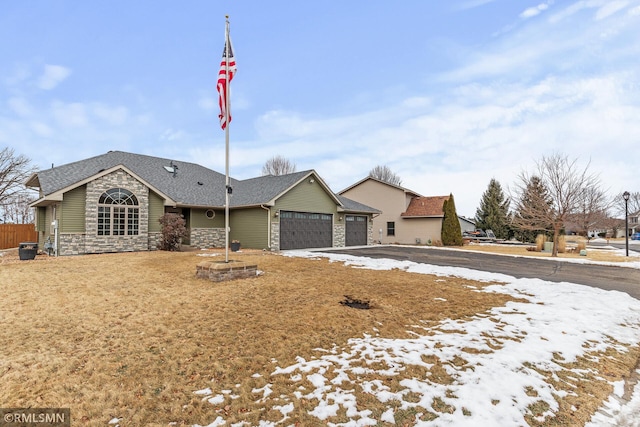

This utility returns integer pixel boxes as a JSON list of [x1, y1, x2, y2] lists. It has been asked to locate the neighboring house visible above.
[[25, 151, 379, 256], [458, 216, 476, 234], [339, 177, 465, 245], [339, 177, 421, 244], [617, 211, 640, 237], [630, 211, 640, 235], [400, 195, 452, 245]]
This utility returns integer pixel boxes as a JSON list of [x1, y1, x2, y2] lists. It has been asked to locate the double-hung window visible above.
[[97, 188, 139, 235], [387, 221, 395, 236]]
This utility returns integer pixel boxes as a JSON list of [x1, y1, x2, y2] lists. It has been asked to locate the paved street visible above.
[[322, 246, 640, 300], [588, 240, 640, 255]]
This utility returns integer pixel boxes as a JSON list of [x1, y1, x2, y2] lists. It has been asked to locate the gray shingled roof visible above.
[[31, 151, 376, 212], [33, 151, 232, 206], [336, 195, 380, 214], [231, 171, 313, 206]]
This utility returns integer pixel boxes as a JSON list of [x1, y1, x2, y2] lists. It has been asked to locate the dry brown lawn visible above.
[[0, 247, 638, 426]]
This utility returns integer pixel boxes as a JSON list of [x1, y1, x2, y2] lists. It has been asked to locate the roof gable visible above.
[[339, 176, 422, 197], [233, 170, 342, 207], [42, 164, 177, 206], [31, 151, 233, 207], [401, 196, 450, 218]]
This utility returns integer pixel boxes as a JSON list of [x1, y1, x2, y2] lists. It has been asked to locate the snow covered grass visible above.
[[218, 250, 639, 427], [192, 248, 640, 426]]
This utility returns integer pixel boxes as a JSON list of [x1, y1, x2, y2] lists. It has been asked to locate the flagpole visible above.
[[224, 16, 230, 263]]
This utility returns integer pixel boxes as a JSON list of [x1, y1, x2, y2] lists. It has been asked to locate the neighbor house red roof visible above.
[[401, 196, 449, 217]]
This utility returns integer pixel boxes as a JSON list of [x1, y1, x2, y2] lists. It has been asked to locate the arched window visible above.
[[97, 188, 139, 236]]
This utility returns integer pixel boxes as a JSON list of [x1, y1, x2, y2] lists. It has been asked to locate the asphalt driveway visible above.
[[322, 246, 640, 300]]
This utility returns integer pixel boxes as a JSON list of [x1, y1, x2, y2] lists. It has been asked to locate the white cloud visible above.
[[51, 101, 88, 127], [595, 0, 630, 20], [37, 64, 72, 90], [30, 121, 53, 138], [4, 63, 31, 87], [92, 104, 128, 126], [231, 70, 640, 217], [160, 128, 187, 141], [198, 96, 216, 111], [547, 0, 635, 24], [8, 97, 33, 117], [455, 0, 498, 11], [520, 2, 553, 19]]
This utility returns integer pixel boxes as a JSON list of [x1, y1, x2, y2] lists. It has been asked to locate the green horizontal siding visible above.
[[190, 208, 225, 228], [274, 177, 338, 215], [229, 208, 269, 249], [60, 185, 86, 233], [36, 207, 46, 232], [148, 191, 165, 232]]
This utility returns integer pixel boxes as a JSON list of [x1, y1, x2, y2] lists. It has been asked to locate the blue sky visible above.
[[2, 0, 639, 217]]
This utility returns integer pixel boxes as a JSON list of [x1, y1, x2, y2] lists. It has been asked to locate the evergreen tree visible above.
[[474, 178, 511, 239], [512, 175, 553, 243], [441, 193, 463, 246]]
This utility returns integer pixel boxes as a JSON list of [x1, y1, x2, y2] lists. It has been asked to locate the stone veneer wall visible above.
[[368, 221, 374, 245], [190, 228, 226, 249], [148, 232, 162, 251], [333, 223, 345, 247], [83, 170, 150, 254], [270, 222, 280, 250], [196, 260, 258, 282], [58, 233, 86, 256]]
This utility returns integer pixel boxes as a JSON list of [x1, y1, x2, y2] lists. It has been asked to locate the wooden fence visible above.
[[0, 224, 38, 250]]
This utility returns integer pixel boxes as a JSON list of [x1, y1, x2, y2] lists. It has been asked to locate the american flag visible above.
[[217, 32, 236, 130]]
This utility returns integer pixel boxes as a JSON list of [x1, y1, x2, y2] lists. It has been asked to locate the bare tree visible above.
[[569, 185, 612, 240], [613, 191, 640, 216], [369, 165, 402, 186], [0, 192, 36, 223], [511, 153, 603, 257], [0, 147, 36, 222], [262, 155, 297, 176]]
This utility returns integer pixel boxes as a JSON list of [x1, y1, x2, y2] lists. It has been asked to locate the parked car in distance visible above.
[[632, 233, 640, 241], [463, 229, 487, 238]]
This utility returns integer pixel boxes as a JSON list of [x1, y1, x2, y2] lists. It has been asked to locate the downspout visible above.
[[260, 205, 271, 250], [52, 204, 59, 257], [371, 213, 381, 244]]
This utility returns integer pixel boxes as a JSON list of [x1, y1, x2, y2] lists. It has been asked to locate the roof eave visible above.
[[44, 164, 178, 206], [25, 173, 40, 188], [337, 207, 381, 214], [29, 195, 62, 208], [338, 176, 423, 197]]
